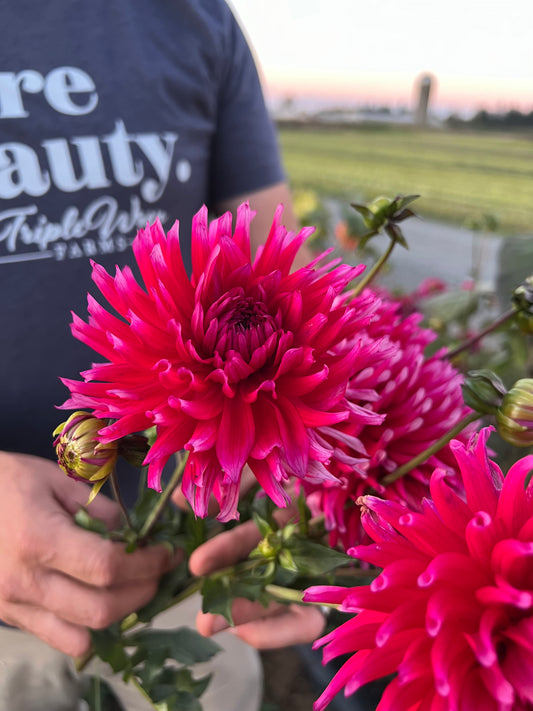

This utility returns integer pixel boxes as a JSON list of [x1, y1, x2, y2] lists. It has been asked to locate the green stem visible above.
[[382, 412, 481, 486], [265, 584, 340, 611], [138, 451, 189, 543], [351, 238, 396, 297], [446, 308, 517, 360], [94, 674, 102, 711], [109, 469, 133, 531]]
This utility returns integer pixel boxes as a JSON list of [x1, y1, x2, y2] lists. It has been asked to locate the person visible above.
[[0, 0, 314, 706]]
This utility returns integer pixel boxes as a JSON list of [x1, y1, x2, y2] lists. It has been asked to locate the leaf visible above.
[[129, 628, 220, 666], [74, 508, 109, 536], [134, 650, 169, 688], [393, 194, 420, 211], [200, 574, 268, 625], [146, 668, 212, 702], [285, 539, 351, 576], [278, 549, 297, 573], [252, 512, 273, 538], [90, 627, 130, 673], [183, 513, 208, 555], [384, 223, 408, 248]]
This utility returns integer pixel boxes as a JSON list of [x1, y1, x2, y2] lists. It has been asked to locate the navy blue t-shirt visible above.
[[0, 0, 284, 460]]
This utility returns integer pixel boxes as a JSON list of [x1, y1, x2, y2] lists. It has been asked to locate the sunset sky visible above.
[[228, 0, 533, 115]]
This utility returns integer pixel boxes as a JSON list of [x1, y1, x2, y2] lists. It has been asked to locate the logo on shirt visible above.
[[0, 67, 192, 263]]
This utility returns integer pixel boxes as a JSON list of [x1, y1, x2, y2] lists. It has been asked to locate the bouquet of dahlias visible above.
[[55, 198, 533, 711]]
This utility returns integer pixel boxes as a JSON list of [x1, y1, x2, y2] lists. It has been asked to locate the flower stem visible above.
[[265, 584, 340, 610], [382, 412, 481, 486], [137, 451, 189, 543], [109, 469, 133, 531], [351, 238, 396, 297], [265, 584, 304, 604], [446, 308, 517, 360]]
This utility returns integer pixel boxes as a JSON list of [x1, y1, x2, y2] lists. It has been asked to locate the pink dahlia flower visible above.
[[60, 203, 383, 520], [305, 290, 472, 549], [305, 427, 533, 711]]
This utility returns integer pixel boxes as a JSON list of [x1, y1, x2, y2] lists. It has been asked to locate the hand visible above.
[[0, 452, 179, 657], [189, 519, 326, 649]]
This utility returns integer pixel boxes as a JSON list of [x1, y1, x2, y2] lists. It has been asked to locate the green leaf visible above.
[[183, 513, 208, 554], [285, 539, 351, 576], [393, 194, 420, 211], [200, 576, 234, 624], [74, 508, 109, 536], [146, 667, 212, 702], [252, 512, 273, 538], [251, 496, 278, 529], [278, 548, 297, 573], [384, 223, 408, 248], [129, 628, 220, 666], [134, 649, 169, 688], [200, 573, 269, 625], [153, 691, 203, 711], [90, 627, 130, 673]]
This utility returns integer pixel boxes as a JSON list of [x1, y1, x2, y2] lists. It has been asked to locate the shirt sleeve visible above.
[[208, 6, 286, 206]]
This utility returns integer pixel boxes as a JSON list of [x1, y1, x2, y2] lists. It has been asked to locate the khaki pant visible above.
[[0, 596, 262, 711]]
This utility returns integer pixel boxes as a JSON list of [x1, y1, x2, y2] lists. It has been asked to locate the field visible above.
[[278, 124, 533, 234]]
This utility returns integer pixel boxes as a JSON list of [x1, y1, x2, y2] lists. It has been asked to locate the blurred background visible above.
[[227, 3, 533, 709]]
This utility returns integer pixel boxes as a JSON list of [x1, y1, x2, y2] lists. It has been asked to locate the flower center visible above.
[[207, 289, 279, 362]]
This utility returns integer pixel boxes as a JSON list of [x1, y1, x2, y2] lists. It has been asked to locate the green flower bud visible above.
[[117, 434, 150, 468], [512, 275, 533, 334], [350, 194, 419, 248], [53, 411, 117, 503], [496, 379, 533, 447], [462, 369, 507, 415], [366, 196, 394, 229], [256, 536, 278, 560]]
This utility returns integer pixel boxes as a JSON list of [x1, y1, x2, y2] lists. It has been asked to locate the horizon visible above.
[[228, 0, 533, 116]]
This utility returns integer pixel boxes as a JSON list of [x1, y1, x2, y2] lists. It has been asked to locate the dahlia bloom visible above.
[[305, 290, 472, 549], [60, 203, 383, 520], [305, 427, 533, 711]]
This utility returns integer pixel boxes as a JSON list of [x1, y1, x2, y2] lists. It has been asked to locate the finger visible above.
[[1, 602, 91, 658], [196, 598, 285, 636], [54, 476, 121, 530], [41, 520, 174, 586], [189, 503, 298, 576], [229, 604, 326, 649], [189, 519, 262, 576], [29, 568, 160, 630]]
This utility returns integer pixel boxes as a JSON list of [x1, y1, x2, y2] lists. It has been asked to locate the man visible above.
[[0, 1, 308, 706]]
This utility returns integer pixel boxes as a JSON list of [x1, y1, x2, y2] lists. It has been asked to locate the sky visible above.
[[228, 0, 533, 115]]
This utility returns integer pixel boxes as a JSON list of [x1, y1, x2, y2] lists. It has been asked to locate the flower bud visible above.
[[496, 379, 533, 447], [512, 275, 533, 335], [117, 434, 150, 468], [53, 411, 117, 502], [350, 194, 419, 248], [462, 369, 507, 415]]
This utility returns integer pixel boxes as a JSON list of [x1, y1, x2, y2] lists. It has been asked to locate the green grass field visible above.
[[277, 124, 533, 234]]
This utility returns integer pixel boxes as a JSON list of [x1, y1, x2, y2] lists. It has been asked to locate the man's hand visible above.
[[189, 520, 326, 649], [0, 452, 179, 657]]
